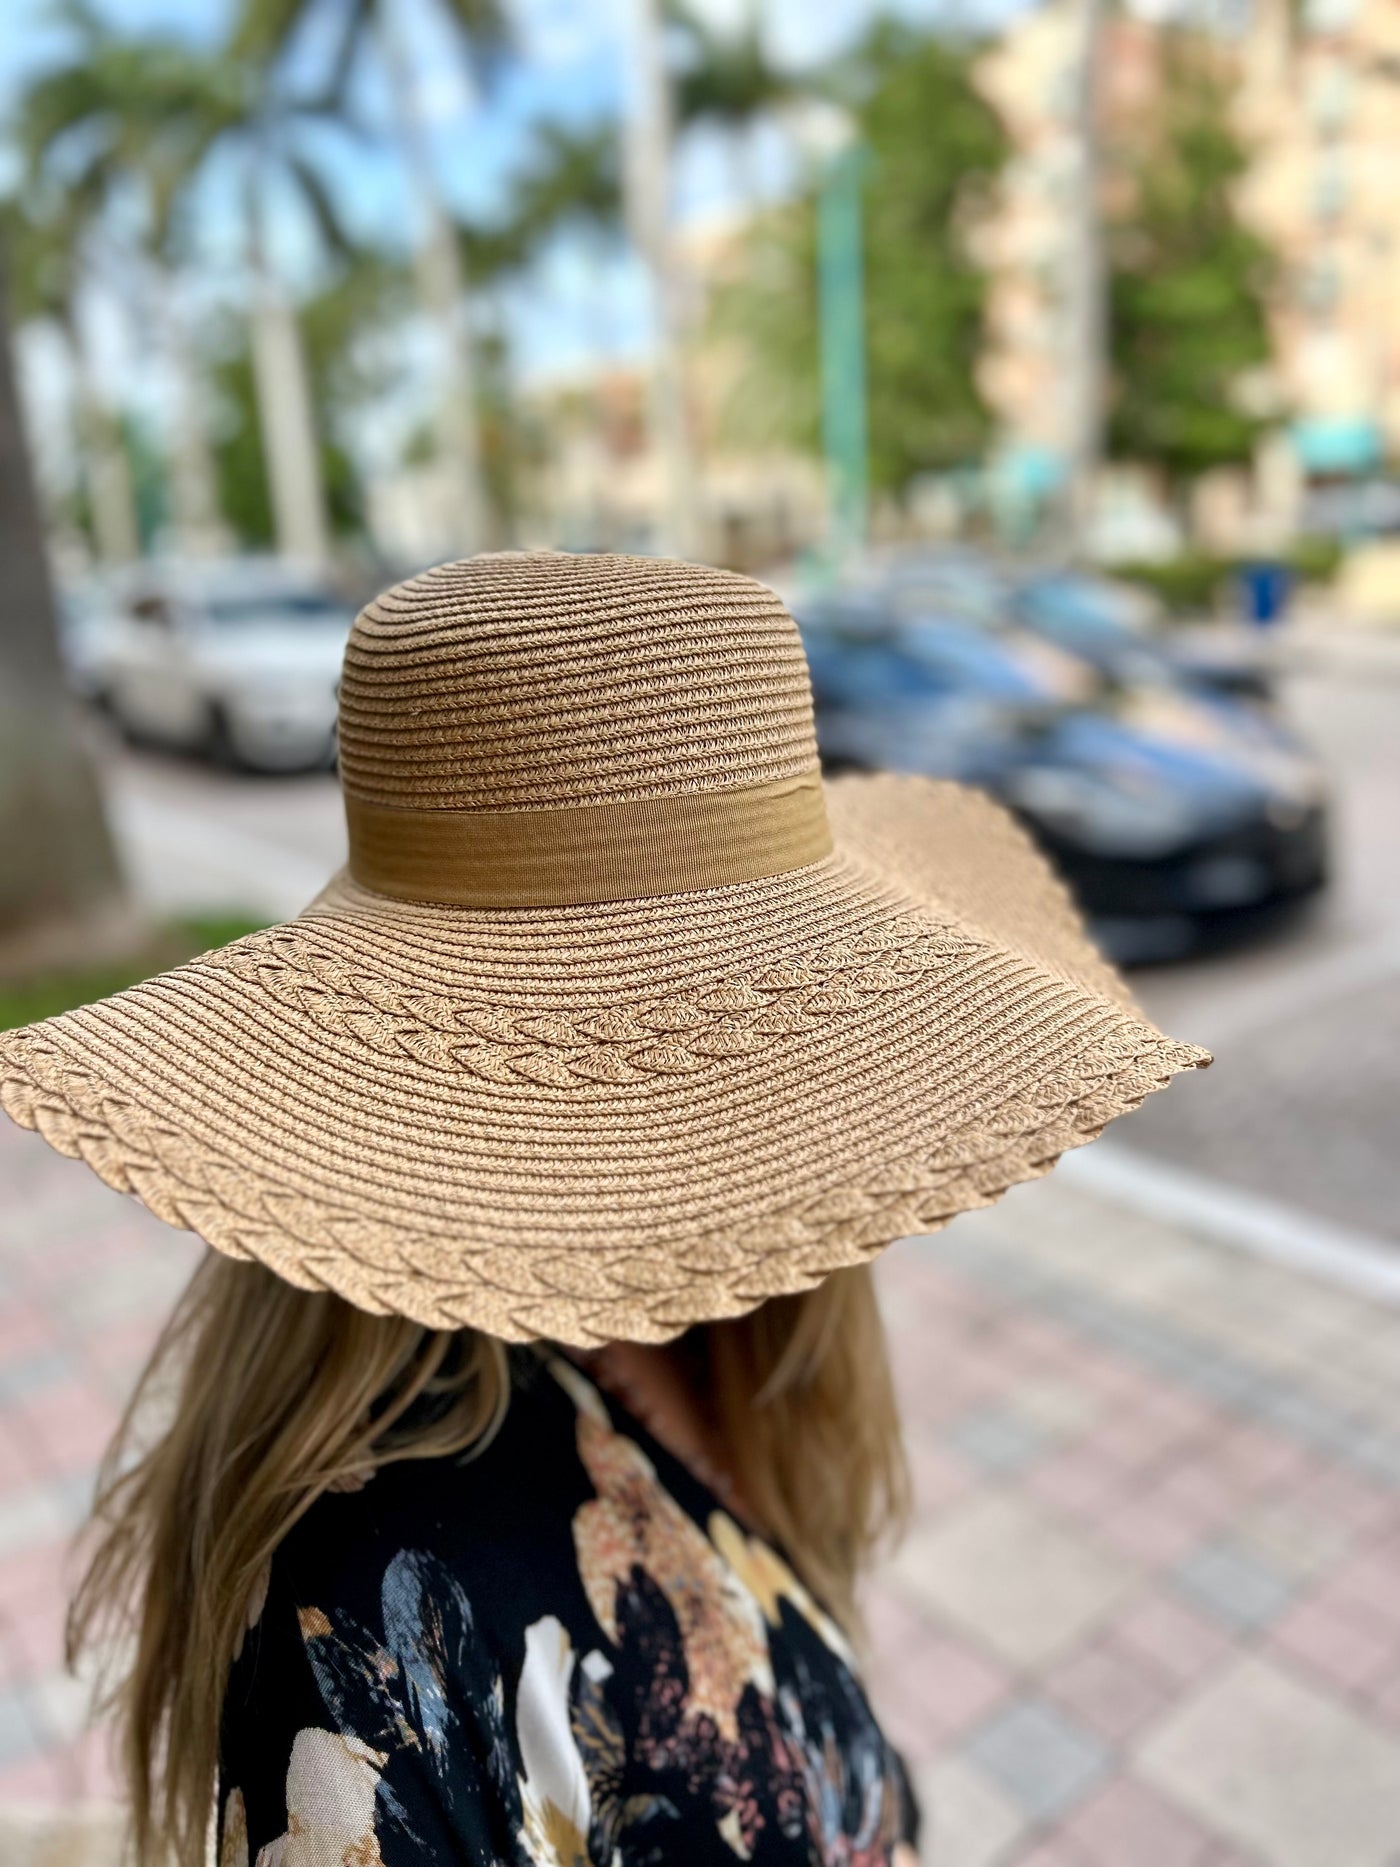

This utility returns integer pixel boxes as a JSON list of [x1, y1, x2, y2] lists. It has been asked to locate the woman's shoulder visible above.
[[221, 1355, 595, 1809], [220, 1358, 603, 1866], [275, 1351, 591, 1616]]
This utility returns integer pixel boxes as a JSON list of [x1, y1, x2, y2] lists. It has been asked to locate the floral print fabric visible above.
[[219, 1354, 917, 1866]]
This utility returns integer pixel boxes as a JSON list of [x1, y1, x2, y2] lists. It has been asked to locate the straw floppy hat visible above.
[[1, 552, 1207, 1346]]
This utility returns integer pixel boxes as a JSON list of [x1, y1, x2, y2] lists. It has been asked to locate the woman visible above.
[[0, 552, 1206, 1866]]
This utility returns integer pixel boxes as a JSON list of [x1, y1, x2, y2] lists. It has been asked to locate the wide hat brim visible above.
[[0, 774, 1207, 1346]]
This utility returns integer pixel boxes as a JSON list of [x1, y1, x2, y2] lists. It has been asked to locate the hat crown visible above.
[[337, 552, 821, 812]]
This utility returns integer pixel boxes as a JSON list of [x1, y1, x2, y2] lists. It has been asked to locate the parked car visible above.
[[1012, 569, 1275, 703], [799, 596, 1329, 962], [874, 552, 1275, 704], [55, 581, 120, 704], [74, 559, 353, 772]]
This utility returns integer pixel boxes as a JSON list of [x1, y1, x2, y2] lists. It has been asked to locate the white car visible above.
[[81, 559, 353, 772]]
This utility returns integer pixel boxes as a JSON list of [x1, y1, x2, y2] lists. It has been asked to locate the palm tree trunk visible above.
[[377, 1, 488, 555], [162, 274, 227, 555], [0, 260, 129, 964], [85, 408, 141, 563], [69, 317, 139, 564], [250, 267, 330, 565], [624, 0, 699, 561]]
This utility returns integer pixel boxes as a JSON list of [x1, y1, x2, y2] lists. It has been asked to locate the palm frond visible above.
[[433, 0, 511, 90], [228, 0, 312, 62], [283, 146, 356, 259], [508, 121, 622, 245], [435, 0, 509, 54]]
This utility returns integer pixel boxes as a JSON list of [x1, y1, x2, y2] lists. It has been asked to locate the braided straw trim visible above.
[[199, 917, 979, 1089], [0, 1021, 1206, 1346]]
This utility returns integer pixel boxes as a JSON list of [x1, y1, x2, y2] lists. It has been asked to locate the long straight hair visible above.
[[69, 1256, 908, 1867]]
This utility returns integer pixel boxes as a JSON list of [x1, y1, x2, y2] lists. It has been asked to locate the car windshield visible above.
[[203, 590, 347, 625], [804, 631, 954, 704], [1028, 571, 1132, 631], [803, 617, 1097, 714], [1017, 576, 1178, 687], [900, 620, 1100, 707]]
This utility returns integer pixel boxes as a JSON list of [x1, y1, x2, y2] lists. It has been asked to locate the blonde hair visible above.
[[69, 1256, 907, 1867]]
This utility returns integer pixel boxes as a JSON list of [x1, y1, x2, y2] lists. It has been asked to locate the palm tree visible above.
[[233, 0, 508, 553], [671, 0, 801, 206], [157, 57, 357, 566], [20, 13, 358, 565], [620, 0, 800, 557], [4, 192, 140, 563], [508, 123, 624, 250], [16, 12, 229, 557], [0, 246, 127, 961], [624, 0, 698, 557]]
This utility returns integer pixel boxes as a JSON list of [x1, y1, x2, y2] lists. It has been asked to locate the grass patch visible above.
[[0, 914, 267, 1031]]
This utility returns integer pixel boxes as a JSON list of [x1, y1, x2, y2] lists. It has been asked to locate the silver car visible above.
[[78, 559, 352, 772]]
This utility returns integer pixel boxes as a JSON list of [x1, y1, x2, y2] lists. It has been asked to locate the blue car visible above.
[[874, 553, 1275, 703], [799, 597, 1329, 963]]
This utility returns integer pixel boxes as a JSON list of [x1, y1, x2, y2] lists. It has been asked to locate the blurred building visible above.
[[1239, 0, 1400, 484], [974, 4, 1187, 553], [493, 218, 825, 574], [975, 0, 1400, 551]]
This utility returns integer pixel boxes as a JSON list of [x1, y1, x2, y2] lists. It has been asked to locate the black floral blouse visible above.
[[218, 1352, 919, 1867]]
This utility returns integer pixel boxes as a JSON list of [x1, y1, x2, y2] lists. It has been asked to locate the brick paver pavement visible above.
[[3, 1120, 1400, 1865]]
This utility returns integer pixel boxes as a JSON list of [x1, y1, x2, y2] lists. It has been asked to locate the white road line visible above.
[[1060, 1142, 1400, 1307]]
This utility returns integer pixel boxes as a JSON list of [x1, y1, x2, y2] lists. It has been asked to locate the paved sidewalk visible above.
[[871, 1188, 1400, 1867], [3, 1123, 1400, 1865]]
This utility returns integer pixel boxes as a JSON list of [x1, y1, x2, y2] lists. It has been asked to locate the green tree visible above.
[[209, 343, 363, 547], [711, 196, 821, 457], [1108, 34, 1275, 492], [671, 0, 801, 206], [858, 26, 1005, 492], [671, 0, 795, 131], [503, 123, 622, 253], [209, 344, 275, 546], [716, 23, 1006, 500]]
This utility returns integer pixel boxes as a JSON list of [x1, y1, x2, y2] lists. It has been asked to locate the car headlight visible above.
[[1004, 765, 1200, 859]]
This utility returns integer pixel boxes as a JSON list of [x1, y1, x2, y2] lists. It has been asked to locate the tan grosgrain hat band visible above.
[[344, 771, 834, 907]]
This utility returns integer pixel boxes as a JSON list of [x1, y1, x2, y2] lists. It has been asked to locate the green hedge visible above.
[[1108, 537, 1345, 617], [1286, 535, 1344, 584], [1108, 554, 1228, 615]]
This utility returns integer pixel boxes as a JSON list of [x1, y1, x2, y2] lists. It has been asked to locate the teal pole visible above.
[[818, 144, 868, 571]]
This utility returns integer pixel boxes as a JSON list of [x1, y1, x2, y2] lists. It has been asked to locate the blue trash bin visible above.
[[1239, 560, 1292, 628]]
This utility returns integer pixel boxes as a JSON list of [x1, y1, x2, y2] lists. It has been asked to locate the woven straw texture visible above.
[[0, 553, 1207, 1346], [338, 552, 819, 808]]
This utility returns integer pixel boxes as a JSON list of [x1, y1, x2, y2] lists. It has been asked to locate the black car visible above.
[[799, 597, 1329, 963]]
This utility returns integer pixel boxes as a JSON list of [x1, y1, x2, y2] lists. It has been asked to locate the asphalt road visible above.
[[1123, 667, 1400, 1249], [91, 655, 1400, 1251]]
